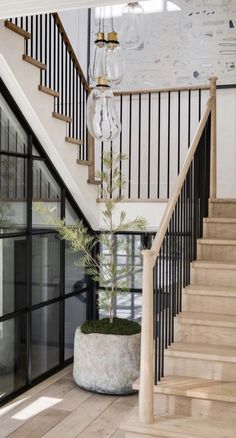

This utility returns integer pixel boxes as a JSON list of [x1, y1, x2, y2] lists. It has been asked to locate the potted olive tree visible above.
[[37, 151, 147, 395]]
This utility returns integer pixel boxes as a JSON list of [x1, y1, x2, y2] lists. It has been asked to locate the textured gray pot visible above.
[[73, 327, 141, 395]]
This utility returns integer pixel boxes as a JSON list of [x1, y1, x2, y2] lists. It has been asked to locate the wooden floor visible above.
[[0, 365, 138, 438]]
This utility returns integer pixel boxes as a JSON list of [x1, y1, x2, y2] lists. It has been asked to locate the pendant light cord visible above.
[[110, 5, 115, 32]]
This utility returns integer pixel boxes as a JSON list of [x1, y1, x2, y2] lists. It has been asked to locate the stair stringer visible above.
[[0, 21, 99, 229]]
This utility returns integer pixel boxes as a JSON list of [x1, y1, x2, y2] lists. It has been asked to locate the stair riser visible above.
[[165, 356, 236, 381], [154, 393, 236, 421], [209, 202, 236, 218], [197, 242, 236, 262], [182, 293, 236, 315], [175, 321, 236, 347], [203, 222, 236, 239], [191, 266, 236, 287]]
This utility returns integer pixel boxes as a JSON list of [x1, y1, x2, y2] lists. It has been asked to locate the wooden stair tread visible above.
[[121, 410, 236, 438], [192, 260, 236, 270], [210, 198, 236, 204], [87, 179, 101, 185], [52, 112, 72, 123], [165, 343, 236, 362], [65, 137, 83, 145], [178, 311, 236, 327], [198, 238, 236, 245], [38, 85, 59, 97], [5, 21, 31, 39], [153, 376, 236, 404], [22, 54, 46, 69], [204, 217, 236, 223], [184, 284, 236, 297], [76, 159, 91, 166]]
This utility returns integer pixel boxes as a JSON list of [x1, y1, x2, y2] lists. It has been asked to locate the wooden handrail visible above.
[[151, 96, 213, 262], [114, 84, 210, 97], [52, 13, 90, 92], [139, 78, 216, 426]]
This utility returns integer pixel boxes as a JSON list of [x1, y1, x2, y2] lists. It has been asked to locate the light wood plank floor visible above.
[[0, 365, 138, 438]]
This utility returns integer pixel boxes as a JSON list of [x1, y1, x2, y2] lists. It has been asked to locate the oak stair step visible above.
[[191, 260, 236, 287], [209, 198, 236, 218], [5, 21, 31, 39], [175, 311, 236, 346], [52, 112, 72, 123], [197, 238, 236, 262], [22, 54, 46, 70], [76, 159, 91, 166], [65, 136, 83, 145], [183, 285, 236, 315], [165, 342, 236, 381], [121, 410, 236, 438], [203, 217, 236, 239], [87, 179, 101, 185], [176, 311, 236, 328], [38, 84, 59, 97]]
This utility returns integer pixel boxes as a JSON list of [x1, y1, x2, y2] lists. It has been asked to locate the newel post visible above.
[[139, 249, 155, 424], [209, 76, 217, 199]]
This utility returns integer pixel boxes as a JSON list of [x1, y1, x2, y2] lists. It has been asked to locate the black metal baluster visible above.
[[147, 93, 151, 199], [167, 91, 171, 198], [157, 92, 161, 198], [53, 16, 56, 91], [44, 14, 48, 87], [61, 33, 64, 115], [72, 62, 75, 139], [119, 94, 123, 198], [65, 44, 68, 118], [128, 94, 132, 199], [26, 16, 29, 55], [138, 93, 141, 199], [35, 15, 38, 60], [161, 240, 165, 377], [177, 90, 181, 174], [49, 14, 52, 90], [30, 16, 34, 58]]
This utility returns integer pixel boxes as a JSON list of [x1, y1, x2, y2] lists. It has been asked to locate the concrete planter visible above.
[[73, 327, 141, 395]]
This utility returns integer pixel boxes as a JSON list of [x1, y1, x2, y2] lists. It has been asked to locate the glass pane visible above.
[[0, 94, 28, 154], [32, 160, 61, 228], [32, 234, 60, 305], [0, 314, 27, 399], [99, 292, 142, 322], [65, 294, 87, 360], [31, 303, 60, 380], [65, 242, 88, 294], [32, 144, 40, 157], [0, 155, 27, 232], [0, 236, 27, 317], [65, 200, 78, 226]]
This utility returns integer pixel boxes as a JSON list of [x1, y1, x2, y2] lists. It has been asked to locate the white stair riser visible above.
[[175, 320, 236, 347], [165, 356, 236, 381], [154, 393, 236, 421], [191, 266, 236, 287], [203, 222, 236, 239], [197, 242, 236, 262], [182, 293, 236, 315], [209, 202, 236, 218]]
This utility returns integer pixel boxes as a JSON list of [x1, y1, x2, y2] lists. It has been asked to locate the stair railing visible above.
[[139, 77, 217, 424], [6, 14, 96, 179]]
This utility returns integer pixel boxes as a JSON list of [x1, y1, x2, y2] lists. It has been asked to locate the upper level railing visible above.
[[139, 77, 217, 424], [6, 14, 90, 162], [96, 84, 210, 200]]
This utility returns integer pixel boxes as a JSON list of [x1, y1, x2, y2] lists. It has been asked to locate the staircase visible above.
[[121, 198, 236, 436]]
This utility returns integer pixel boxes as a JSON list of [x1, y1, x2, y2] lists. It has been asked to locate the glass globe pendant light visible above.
[[104, 7, 125, 85], [105, 31, 125, 84], [89, 31, 106, 82], [87, 76, 121, 142], [120, 1, 145, 50]]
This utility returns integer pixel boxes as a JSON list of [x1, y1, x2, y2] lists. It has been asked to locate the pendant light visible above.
[[89, 8, 106, 82], [87, 77, 121, 142], [120, 1, 145, 50], [104, 7, 125, 85]]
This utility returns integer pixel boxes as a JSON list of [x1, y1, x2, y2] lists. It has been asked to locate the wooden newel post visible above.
[[139, 249, 155, 424], [209, 76, 217, 199]]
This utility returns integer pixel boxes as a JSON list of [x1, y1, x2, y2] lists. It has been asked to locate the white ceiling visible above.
[[0, 0, 129, 19]]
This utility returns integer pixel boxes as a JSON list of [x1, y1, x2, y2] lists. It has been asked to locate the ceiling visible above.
[[0, 0, 130, 20]]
